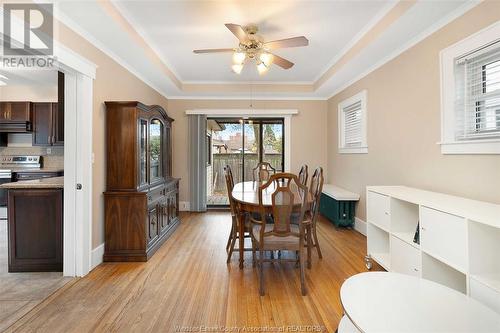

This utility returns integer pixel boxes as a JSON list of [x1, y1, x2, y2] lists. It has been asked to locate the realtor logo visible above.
[[3, 3, 53, 56]]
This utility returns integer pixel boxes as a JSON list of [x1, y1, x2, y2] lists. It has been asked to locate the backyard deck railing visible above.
[[210, 153, 282, 194]]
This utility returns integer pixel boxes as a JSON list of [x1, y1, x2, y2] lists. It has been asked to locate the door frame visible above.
[[56, 43, 96, 277], [186, 109, 297, 172]]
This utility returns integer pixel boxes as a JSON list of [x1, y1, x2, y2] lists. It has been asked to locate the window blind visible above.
[[455, 41, 500, 140], [343, 100, 363, 147]]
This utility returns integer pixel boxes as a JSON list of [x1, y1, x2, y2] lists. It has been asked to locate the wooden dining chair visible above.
[[250, 173, 310, 296], [224, 165, 251, 263], [252, 162, 276, 182], [308, 167, 324, 259], [298, 165, 308, 186]]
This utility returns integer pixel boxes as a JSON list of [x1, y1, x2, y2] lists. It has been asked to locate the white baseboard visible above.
[[179, 201, 190, 211], [90, 243, 104, 270], [354, 217, 367, 236]]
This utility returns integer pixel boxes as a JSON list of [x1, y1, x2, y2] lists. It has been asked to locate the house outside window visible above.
[[440, 22, 500, 154], [338, 90, 368, 154]]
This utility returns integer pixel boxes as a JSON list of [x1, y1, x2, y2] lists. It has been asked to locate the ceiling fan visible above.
[[193, 23, 309, 75]]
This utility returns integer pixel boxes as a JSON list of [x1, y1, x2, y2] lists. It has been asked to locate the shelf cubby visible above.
[[367, 223, 390, 270], [422, 252, 467, 294], [390, 198, 420, 248], [468, 220, 500, 291]]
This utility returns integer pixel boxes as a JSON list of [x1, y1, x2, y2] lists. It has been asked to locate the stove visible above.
[[0, 156, 42, 218], [0, 155, 42, 169]]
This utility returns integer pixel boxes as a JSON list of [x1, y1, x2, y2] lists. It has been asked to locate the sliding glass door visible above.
[[206, 118, 284, 206]]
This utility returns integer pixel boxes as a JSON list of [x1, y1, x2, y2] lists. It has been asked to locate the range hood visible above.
[[0, 122, 32, 133]]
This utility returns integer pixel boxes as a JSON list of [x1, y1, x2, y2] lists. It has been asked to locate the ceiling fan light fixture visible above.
[[259, 53, 273, 67], [231, 64, 243, 74], [257, 62, 269, 75], [232, 51, 246, 65]]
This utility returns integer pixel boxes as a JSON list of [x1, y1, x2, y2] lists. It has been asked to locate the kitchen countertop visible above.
[[0, 176, 64, 189]]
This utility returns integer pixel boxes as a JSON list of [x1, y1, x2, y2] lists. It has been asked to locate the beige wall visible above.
[[56, 22, 170, 248], [166, 99, 328, 204], [327, 1, 500, 221]]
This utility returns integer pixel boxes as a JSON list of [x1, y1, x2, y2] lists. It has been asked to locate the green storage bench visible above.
[[319, 184, 360, 228]]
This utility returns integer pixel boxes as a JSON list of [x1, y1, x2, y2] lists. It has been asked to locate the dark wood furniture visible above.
[[249, 173, 310, 295], [231, 180, 313, 269], [8, 189, 63, 272], [104, 101, 179, 262], [32, 102, 63, 146], [252, 162, 276, 182]]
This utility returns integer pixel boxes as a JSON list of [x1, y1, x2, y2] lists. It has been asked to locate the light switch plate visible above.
[[46, 147, 52, 155]]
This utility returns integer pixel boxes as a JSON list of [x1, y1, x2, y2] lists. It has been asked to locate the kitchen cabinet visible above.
[[0, 102, 32, 122], [104, 102, 179, 262], [32, 102, 63, 146], [7, 189, 63, 272]]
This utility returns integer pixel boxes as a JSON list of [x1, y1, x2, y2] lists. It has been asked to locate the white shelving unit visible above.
[[365, 186, 500, 314]]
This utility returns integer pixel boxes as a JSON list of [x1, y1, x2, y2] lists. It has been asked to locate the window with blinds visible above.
[[343, 101, 363, 147], [455, 41, 500, 140], [338, 90, 367, 153]]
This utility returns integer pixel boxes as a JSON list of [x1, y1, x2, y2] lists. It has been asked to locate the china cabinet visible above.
[[104, 101, 179, 262]]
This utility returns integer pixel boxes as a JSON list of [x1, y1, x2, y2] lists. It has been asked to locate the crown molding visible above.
[[167, 95, 328, 101], [181, 80, 314, 85], [47, 0, 480, 101], [186, 109, 299, 115], [52, 2, 173, 99], [326, 0, 481, 100], [109, 0, 184, 83], [313, 0, 400, 83]]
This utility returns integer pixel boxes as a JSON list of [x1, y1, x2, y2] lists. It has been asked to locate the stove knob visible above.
[[28, 157, 32, 161]]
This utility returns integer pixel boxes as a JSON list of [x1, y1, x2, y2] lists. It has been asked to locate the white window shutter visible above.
[[338, 90, 367, 154]]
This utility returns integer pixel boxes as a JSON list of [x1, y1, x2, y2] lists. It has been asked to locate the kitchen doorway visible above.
[[206, 117, 284, 207]]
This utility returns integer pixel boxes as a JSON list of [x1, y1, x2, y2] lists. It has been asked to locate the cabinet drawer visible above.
[[470, 278, 500, 314], [391, 235, 420, 277], [420, 207, 467, 271], [367, 191, 390, 230], [147, 185, 164, 204]]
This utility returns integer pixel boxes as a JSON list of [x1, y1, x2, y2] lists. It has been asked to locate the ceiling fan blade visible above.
[[193, 48, 234, 54], [225, 23, 249, 43], [264, 36, 309, 49], [270, 53, 294, 69]]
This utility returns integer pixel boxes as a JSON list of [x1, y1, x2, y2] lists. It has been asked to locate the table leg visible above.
[[239, 212, 245, 269]]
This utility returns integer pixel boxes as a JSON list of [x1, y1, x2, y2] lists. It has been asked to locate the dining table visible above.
[[231, 180, 313, 269]]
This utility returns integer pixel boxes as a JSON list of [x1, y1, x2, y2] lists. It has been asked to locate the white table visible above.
[[339, 272, 500, 333]]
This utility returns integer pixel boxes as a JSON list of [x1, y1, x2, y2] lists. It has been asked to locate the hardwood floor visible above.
[[0, 220, 71, 332], [6, 211, 382, 333]]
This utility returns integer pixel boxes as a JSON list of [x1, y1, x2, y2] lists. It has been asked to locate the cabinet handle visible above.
[[413, 268, 419, 272], [421, 227, 426, 231]]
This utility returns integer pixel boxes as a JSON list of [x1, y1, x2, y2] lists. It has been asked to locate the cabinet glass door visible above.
[[149, 119, 163, 183], [139, 119, 148, 186]]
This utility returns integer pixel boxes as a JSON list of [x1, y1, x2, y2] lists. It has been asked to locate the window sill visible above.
[[339, 147, 368, 154], [439, 140, 500, 154]]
